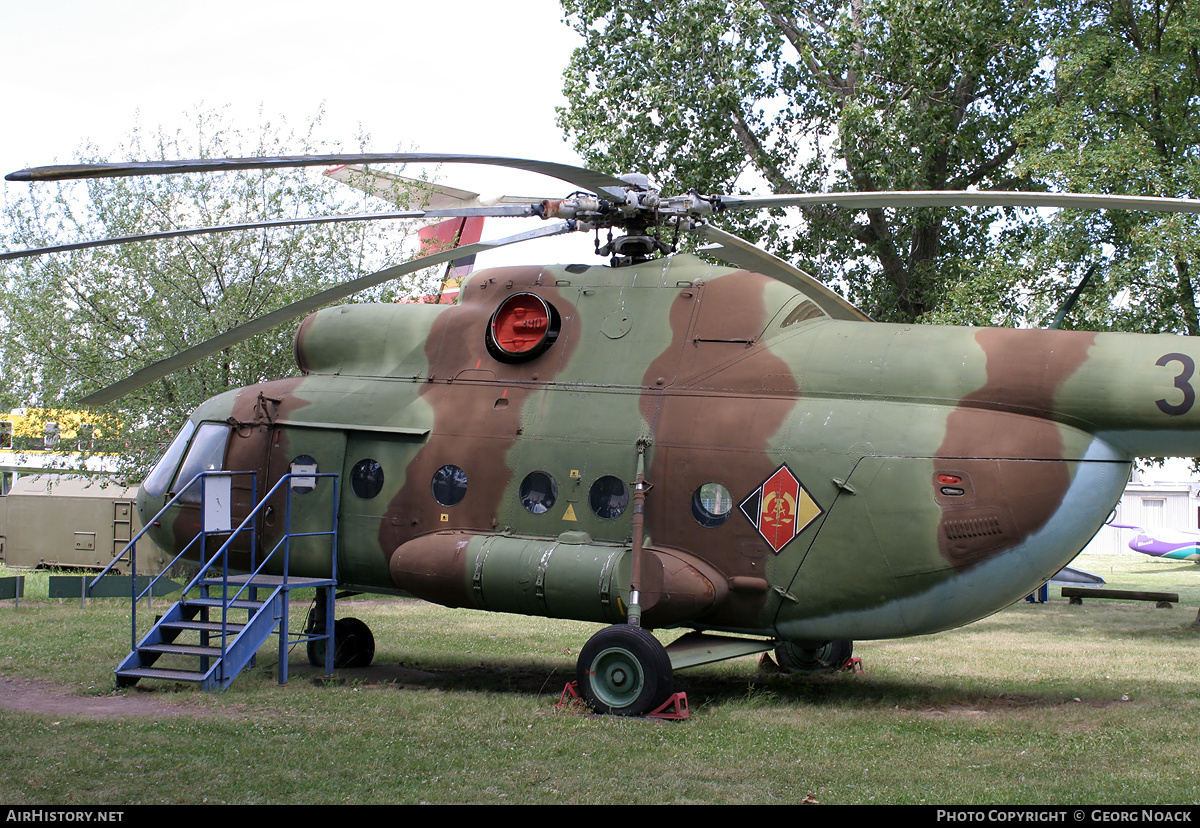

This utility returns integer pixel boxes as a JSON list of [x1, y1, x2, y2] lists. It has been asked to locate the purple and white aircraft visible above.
[[1108, 524, 1200, 562]]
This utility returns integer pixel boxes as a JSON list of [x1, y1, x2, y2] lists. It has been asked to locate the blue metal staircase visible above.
[[113, 574, 333, 690], [92, 470, 340, 691]]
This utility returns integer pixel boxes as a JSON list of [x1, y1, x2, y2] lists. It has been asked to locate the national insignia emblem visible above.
[[739, 465, 823, 553]]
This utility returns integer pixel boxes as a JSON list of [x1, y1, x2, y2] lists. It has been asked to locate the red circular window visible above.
[[487, 293, 558, 361]]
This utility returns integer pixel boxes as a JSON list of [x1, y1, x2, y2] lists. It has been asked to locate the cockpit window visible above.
[[172, 423, 231, 504], [143, 420, 196, 498]]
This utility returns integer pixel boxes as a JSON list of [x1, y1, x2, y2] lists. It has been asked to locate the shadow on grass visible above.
[[114, 596, 1200, 715], [273, 653, 1092, 715]]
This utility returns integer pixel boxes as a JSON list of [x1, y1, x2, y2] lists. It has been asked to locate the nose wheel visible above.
[[576, 624, 673, 716], [305, 603, 376, 669]]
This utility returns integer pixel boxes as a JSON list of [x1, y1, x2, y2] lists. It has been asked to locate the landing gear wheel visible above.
[[307, 617, 376, 669], [576, 625, 673, 716], [334, 617, 376, 668], [775, 640, 853, 673]]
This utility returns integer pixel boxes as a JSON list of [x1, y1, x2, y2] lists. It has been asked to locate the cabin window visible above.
[[143, 420, 197, 498], [290, 455, 318, 495], [351, 459, 385, 500], [589, 475, 628, 519], [691, 482, 732, 528], [172, 423, 231, 504], [520, 471, 558, 514], [431, 464, 467, 506]]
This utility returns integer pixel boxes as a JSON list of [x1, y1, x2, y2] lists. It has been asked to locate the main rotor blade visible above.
[[690, 223, 871, 322], [720, 190, 1200, 215], [324, 164, 546, 210], [0, 205, 537, 261], [7, 153, 631, 199], [77, 219, 577, 406]]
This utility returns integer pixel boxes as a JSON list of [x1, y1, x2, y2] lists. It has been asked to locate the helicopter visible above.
[[7, 152, 1200, 715]]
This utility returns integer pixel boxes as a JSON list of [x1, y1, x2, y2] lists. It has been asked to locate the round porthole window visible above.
[[520, 471, 558, 514], [589, 475, 629, 519], [431, 464, 468, 506], [350, 459, 384, 500], [691, 482, 732, 528]]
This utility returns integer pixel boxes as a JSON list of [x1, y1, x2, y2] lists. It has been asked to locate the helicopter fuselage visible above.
[[138, 254, 1200, 646]]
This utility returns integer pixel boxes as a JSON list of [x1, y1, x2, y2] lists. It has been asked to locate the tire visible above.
[[335, 617, 376, 668], [307, 617, 376, 669], [775, 639, 853, 673], [577, 625, 673, 716]]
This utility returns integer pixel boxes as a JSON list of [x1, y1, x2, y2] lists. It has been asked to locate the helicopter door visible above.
[[263, 425, 346, 580], [337, 430, 428, 590], [775, 455, 1125, 638], [772, 456, 944, 637]]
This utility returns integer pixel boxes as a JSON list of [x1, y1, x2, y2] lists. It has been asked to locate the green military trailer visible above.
[[0, 475, 169, 574]]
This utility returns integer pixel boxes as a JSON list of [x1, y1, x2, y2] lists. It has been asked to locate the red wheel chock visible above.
[[648, 692, 689, 720], [557, 680, 586, 710], [557, 681, 690, 719], [842, 656, 864, 673]]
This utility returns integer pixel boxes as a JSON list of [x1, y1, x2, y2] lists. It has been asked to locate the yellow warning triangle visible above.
[[563, 504, 578, 521]]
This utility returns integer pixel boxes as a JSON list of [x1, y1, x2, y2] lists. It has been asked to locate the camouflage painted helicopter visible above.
[[7, 153, 1200, 714]]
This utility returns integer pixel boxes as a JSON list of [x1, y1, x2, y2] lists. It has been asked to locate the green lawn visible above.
[[0, 550, 1196, 805]]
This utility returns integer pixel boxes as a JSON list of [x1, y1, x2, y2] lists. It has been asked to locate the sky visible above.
[[0, 0, 597, 266]]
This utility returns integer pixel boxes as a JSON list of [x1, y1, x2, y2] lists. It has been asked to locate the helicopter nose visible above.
[[135, 483, 164, 531]]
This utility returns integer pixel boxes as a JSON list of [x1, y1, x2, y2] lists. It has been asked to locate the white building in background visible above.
[[1081, 461, 1200, 556]]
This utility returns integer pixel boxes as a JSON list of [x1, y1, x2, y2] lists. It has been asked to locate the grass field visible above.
[[0, 550, 1197, 805]]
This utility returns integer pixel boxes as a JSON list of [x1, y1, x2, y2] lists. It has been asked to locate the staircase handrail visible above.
[[89, 471, 257, 652], [203, 472, 339, 678], [109, 468, 339, 690]]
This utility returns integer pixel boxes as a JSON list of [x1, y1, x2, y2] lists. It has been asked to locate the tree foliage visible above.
[[558, 0, 1200, 332], [1015, 0, 1200, 335], [558, 0, 1053, 322], [0, 110, 417, 479]]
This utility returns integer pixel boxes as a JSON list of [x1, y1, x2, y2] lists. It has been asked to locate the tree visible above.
[[1014, 0, 1200, 335], [0, 109, 417, 479], [557, 0, 1053, 322]]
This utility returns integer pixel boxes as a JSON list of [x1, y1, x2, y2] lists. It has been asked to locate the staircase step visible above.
[[183, 597, 267, 611], [117, 666, 209, 683], [139, 643, 224, 658], [202, 575, 337, 588], [161, 620, 246, 634]]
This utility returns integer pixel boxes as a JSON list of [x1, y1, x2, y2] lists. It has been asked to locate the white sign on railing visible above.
[[203, 474, 232, 533]]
